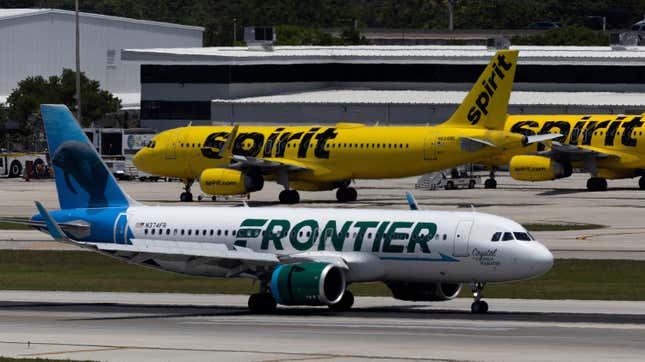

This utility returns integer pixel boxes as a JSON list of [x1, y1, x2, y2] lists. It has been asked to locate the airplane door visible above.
[[424, 131, 438, 160], [453, 220, 472, 257], [165, 132, 178, 160], [114, 213, 128, 244]]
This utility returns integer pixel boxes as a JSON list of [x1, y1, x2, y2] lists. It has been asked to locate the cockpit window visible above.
[[513, 232, 532, 241], [146, 141, 156, 148], [502, 232, 514, 241], [491, 232, 501, 242]]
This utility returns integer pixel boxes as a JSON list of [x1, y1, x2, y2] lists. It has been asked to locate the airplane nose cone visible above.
[[132, 149, 146, 170], [531, 244, 554, 276]]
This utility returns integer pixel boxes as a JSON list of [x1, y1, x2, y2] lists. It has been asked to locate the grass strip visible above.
[[0, 221, 30, 230], [523, 223, 605, 231], [0, 251, 643, 300]]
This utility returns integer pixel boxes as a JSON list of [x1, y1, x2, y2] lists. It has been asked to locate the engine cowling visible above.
[[386, 282, 462, 301], [270, 262, 346, 306], [199, 168, 263, 195], [509, 155, 572, 181]]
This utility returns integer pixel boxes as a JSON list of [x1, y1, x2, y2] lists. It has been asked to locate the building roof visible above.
[[122, 45, 645, 66], [0, 8, 203, 32], [212, 90, 645, 108]]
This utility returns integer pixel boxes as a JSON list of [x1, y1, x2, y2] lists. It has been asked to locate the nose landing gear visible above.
[[179, 179, 194, 202], [470, 282, 489, 314]]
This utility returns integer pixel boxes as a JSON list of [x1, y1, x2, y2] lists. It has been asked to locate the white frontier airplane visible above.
[[25, 105, 553, 314]]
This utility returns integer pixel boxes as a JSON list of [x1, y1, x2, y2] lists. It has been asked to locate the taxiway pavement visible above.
[[1, 291, 645, 361]]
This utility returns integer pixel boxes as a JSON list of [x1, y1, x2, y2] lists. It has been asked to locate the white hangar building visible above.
[[0, 8, 203, 109], [121, 45, 645, 130]]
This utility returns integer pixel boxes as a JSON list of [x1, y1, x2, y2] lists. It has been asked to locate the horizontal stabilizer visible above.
[[460, 137, 496, 152]]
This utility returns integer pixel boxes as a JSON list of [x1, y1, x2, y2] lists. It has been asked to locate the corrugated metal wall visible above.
[[0, 12, 202, 100]]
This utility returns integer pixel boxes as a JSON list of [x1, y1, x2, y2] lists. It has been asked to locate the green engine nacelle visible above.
[[270, 262, 346, 306]]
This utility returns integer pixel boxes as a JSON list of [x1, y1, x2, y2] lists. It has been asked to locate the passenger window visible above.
[[491, 232, 501, 241], [144, 229, 148, 235], [181, 229, 185, 235], [166, 229, 170, 235], [217, 230, 221, 236], [502, 232, 514, 241], [443, 234, 447, 240], [151, 229, 155, 235], [173, 229, 177, 235], [225, 230, 228, 236], [367, 233, 372, 238], [514, 232, 531, 241], [203, 229, 207, 236], [233, 230, 236, 236]]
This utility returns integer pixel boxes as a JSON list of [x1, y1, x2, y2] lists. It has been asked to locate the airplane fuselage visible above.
[[496, 114, 645, 178], [136, 124, 525, 185], [35, 206, 552, 284]]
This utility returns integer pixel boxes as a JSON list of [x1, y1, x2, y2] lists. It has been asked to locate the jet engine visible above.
[[199, 168, 264, 195], [386, 281, 462, 301], [509, 155, 572, 181], [270, 262, 346, 306]]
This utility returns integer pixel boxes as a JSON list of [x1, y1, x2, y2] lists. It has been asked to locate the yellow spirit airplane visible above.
[[134, 50, 556, 203], [490, 113, 645, 191]]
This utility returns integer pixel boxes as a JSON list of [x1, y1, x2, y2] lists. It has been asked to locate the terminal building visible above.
[[0, 8, 203, 109], [122, 44, 645, 130]]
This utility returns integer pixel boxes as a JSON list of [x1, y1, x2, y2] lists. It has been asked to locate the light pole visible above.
[[75, 0, 82, 124]]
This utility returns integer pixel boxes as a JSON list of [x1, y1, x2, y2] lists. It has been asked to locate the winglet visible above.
[[34, 201, 67, 241], [405, 192, 419, 211], [524, 133, 563, 145]]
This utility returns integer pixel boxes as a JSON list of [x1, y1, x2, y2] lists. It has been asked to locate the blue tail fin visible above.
[[41, 104, 130, 209]]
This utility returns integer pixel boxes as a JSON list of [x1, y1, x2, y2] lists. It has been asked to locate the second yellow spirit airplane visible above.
[[134, 50, 555, 203]]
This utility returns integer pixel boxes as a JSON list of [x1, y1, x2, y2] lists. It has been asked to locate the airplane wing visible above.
[[227, 155, 312, 172], [540, 141, 620, 162]]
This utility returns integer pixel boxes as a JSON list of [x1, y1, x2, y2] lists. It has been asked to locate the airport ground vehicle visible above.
[[0, 152, 48, 178], [11, 104, 554, 314], [83, 127, 157, 180], [134, 50, 557, 203], [416, 166, 480, 190]]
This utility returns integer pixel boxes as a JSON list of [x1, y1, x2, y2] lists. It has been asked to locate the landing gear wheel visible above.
[[639, 176, 645, 190], [329, 291, 354, 312], [180, 179, 195, 202], [279, 190, 300, 204], [211, 196, 217, 201], [468, 180, 476, 189], [470, 282, 488, 314], [445, 181, 454, 190], [248, 293, 277, 314], [471, 300, 489, 314], [197, 195, 203, 201], [484, 178, 497, 189], [587, 177, 607, 191], [336, 187, 358, 202]]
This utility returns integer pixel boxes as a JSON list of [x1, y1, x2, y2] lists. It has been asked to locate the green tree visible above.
[[6, 69, 121, 133]]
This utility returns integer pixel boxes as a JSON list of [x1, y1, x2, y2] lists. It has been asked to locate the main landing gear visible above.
[[279, 189, 300, 204], [484, 167, 497, 189], [470, 282, 489, 314], [180, 179, 194, 202], [586, 177, 607, 191], [248, 281, 277, 314], [336, 187, 357, 202], [329, 290, 354, 312]]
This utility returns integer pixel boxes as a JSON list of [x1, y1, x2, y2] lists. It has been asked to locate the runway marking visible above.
[[0, 340, 462, 361], [21, 346, 129, 356]]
